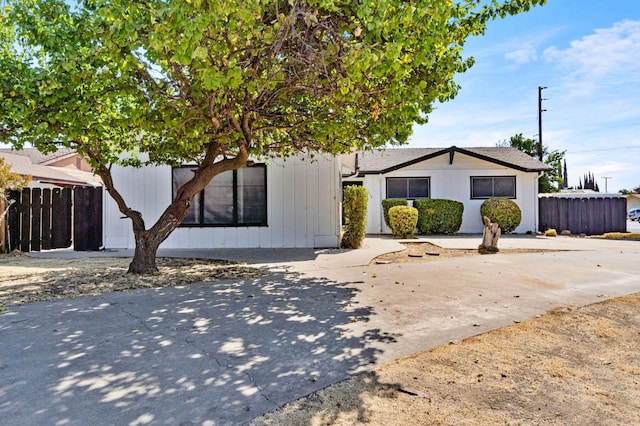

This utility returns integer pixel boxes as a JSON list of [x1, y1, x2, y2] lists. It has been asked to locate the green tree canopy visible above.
[[498, 133, 565, 193], [618, 186, 640, 195], [1, 0, 546, 273]]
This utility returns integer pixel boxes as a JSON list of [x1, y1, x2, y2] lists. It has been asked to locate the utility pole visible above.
[[538, 86, 547, 161], [602, 176, 612, 193]]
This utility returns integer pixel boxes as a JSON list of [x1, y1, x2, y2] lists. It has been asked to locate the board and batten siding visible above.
[[103, 155, 341, 249], [361, 152, 540, 234]]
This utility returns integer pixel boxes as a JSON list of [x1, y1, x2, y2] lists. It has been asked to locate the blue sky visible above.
[[408, 0, 640, 193]]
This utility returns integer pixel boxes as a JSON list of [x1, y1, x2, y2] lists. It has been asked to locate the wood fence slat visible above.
[[7, 191, 20, 252], [31, 188, 42, 251], [20, 188, 31, 252], [41, 188, 52, 250]]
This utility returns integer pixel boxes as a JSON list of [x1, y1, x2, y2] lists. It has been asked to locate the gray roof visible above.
[[0, 152, 102, 187], [0, 147, 77, 164], [355, 146, 553, 174]]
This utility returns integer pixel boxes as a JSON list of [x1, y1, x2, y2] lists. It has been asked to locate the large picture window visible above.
[[172, 165, 267, 226], [386, 177, 430, 199], [471, 176, 516, 199]]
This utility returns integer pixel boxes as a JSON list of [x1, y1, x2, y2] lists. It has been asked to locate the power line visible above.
[[570, 145, 640, 154]]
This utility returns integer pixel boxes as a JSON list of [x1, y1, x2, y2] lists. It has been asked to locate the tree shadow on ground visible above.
[[0, 269, 399, 425]]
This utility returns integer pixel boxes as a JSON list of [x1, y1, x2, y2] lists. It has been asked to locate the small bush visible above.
[[388, 205, 418, 238], [341, 185, 368, 248], [545, 228, 558, 237], [414, 199, 464, 234], [480, 198, 522, 233], [382, 198, 408, 228]]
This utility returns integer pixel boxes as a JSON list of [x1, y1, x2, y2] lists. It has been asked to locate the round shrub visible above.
[[414, 199, 464, 234], [382, 198, 408, 228], [480, 198, 522, 233], [388, 205, 418, 239], [341, 185, 368, 248]]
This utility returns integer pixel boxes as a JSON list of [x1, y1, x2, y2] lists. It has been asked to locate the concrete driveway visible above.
[[2, 235, 640, 425]]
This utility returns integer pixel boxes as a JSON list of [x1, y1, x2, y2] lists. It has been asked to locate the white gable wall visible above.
[[103, 155, 341, 249], [361, 152, 540, 234]]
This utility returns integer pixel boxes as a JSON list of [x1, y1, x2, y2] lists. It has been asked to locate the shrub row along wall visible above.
[[539, 196, 627, 235], [382, 198, 464, 234]]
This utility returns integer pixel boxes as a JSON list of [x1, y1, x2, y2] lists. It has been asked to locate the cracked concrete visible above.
[[2, 235, 640, 425]]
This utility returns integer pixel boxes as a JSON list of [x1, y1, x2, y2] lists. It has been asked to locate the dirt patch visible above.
[[371, 241, 551, 264], [251, 293, 640, 425], [0, 252, 266, 308]]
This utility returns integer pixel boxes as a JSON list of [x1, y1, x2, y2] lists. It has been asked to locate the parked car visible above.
[[628, 208, 640, 221]]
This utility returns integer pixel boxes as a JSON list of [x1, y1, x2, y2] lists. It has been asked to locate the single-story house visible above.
[[0, 150, 101, 188], [0, 147, 94, 172], [625, 194, 640, 211], [103, 154, 341, 249], [341, 146, 552, 234]]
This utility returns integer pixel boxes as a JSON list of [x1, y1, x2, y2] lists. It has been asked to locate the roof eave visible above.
[[356, 146, 552, 174]]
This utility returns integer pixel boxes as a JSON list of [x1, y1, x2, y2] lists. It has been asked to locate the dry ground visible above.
[[252, 293, 640, 426], [0, 252, 265, 308], [2, 247, 639, 425], [370, 241, 552, 264]]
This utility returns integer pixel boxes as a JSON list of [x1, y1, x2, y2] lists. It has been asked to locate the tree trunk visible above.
[[478, 216, 501, 253], [128, 231, 163, 274], [126, 202, 188, 274]]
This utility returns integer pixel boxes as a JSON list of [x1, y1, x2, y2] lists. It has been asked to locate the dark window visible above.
[[172, 165, 267, 226], [386, 177, 430, 199], [471, 176, 516, 199]]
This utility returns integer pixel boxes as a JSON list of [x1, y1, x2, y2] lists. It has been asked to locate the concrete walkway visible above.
[[2, 235, 640, 425]]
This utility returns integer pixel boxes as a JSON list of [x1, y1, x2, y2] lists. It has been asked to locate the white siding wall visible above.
[[103, 155, 341, 249], [363, 152, 540, 234]]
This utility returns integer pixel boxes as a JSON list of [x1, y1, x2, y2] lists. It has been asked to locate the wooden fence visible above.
[[539, 196, 627, 235], [6, 186, 102, 252]]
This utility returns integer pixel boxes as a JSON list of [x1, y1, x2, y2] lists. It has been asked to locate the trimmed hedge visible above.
[[388, 205, 418, 238], [341, 185, 369, 248], [382, 198, 408, 228], [414, 199, 464, 234], [480, 198, 522, 233]]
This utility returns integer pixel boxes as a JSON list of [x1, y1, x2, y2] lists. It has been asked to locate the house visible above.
[[103, 154, 341, 249], [0, 149, 101, 188], [342, 146, 552, 234], [625, 193, 640, 211], [0, 147, 93, 172]]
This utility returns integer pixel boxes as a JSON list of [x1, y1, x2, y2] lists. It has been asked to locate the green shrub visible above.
[[414, 199, 464, 234], [382, 198, 408, 228], [388, 205, 418, 238], [341, 185, 368, 248], [480, 198, 522, 233]]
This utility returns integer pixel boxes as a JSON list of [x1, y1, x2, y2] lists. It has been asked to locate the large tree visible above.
[[1, 0, 545, 273], [498, 133, 565, 193]]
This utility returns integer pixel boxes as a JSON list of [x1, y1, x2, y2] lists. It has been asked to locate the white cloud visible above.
[[504, 46, 538, 64], [544, 20, 640, 96]]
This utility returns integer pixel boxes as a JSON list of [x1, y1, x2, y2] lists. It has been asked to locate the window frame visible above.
[[172, 164, 268, 227], [470, 176, 517, 199], [385, 177, 431, 200]]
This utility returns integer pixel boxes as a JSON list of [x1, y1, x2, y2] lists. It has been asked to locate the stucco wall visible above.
[[357, 152, 540, 234], [103, 155, 341, 249]]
